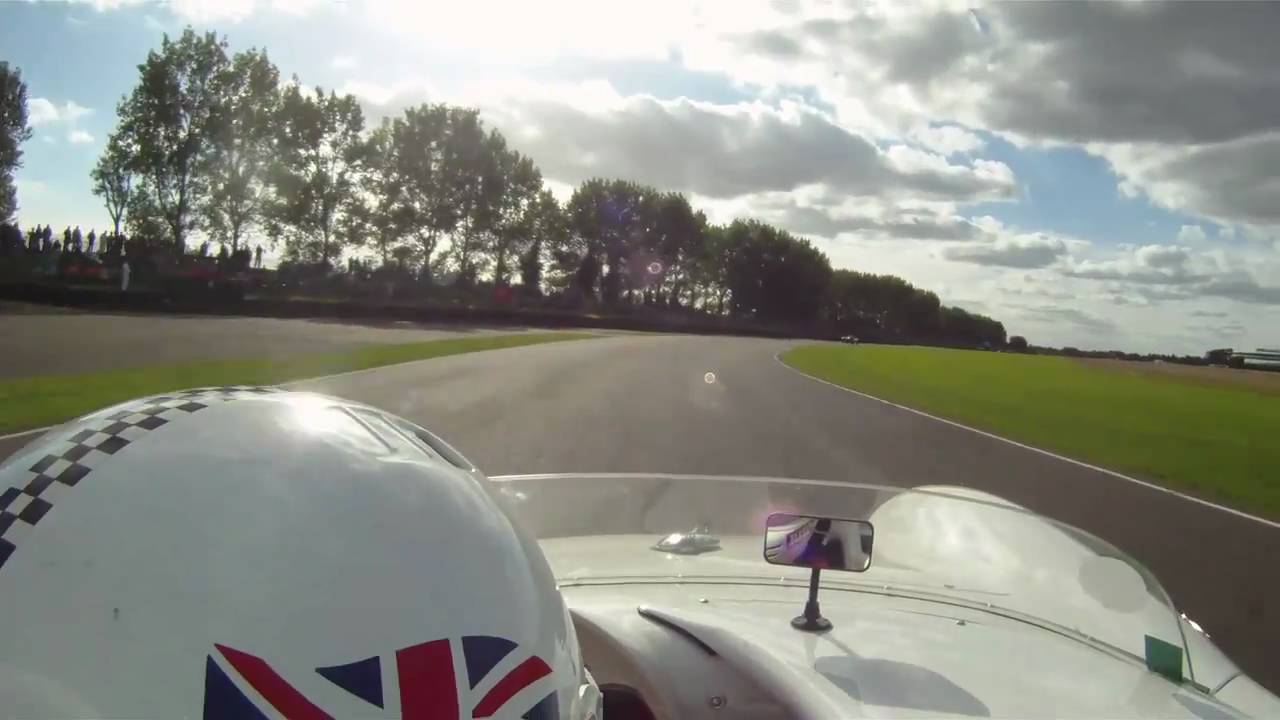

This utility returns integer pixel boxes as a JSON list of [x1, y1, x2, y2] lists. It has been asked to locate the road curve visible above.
[[2, 333, 1275, 690], [295, 333, 1279, 692]]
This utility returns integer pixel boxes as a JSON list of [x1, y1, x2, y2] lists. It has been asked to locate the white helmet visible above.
[[0, 388, 599, 719]]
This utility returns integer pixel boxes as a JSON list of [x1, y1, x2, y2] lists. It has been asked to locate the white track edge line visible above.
[[773, 350, 1280, 530], [0, 425, 53, 441]]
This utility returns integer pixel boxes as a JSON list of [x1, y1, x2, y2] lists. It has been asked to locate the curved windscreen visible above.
[[493, 473, 1193, 681]]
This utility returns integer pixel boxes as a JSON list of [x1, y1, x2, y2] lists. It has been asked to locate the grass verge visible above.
[[0, 332, 593, 434], [782, 343, 1280, 518]]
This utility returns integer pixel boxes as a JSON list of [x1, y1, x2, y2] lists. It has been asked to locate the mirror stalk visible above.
[[791, 567, 832, 632]]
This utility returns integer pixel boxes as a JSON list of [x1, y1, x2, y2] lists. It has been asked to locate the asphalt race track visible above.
[[304, 333, 1279, 693], [2, 332, 1276, 693], [0, 303, 522, 379]]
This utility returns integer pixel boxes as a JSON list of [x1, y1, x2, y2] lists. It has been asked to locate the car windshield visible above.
[[495, 473, 1196, 681]]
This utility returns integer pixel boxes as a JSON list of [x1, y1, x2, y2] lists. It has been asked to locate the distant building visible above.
[[1228, 348, 1280, 370], [1205, 348, 1233, 365]]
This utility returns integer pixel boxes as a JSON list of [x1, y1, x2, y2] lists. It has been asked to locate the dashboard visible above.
[[571, 601, 794, 720]]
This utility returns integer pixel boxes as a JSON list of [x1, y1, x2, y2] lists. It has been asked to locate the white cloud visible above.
[[72, 0, 1271, 239], [706, 3, 1279, 147], [27, 99, 92, 127], [541, 178, 576, 203], [1094, 135, 1280, 232], [714, 210, 1276, 352], [884, 144, 957, 175], [1137, 244, 1193, 271], [342, 82, 397, 106], [1015, 306, 1117, 335], [168, 0, 255, 23], [340, 80, 437, 109], [331, 55, 358, 70], [68, 0, 141, 9], [472, 84, 1017, 202], [1061, 239, 1280, 314], [271, 0, 321, 15], [1199, 276, 1280, 306], [349, 79, 1017, 202], [942, 233, 1070, 270], [1177, 225, 1207, 244], [71, 0, 317, 23], [502, 1, 1280, 348], [1187, 321, 1247, 339], [910, 124, 985, 156], [62, 101, 91, 123], [15, 179, 49, 195], [1067, 244, 1210, 285], [27, 99, 60, 127], [716, 189, 981, 242], [363, 0, 705, 62], [67, 130, 95, 145], [979, 4, 1280, 146], [689, 2, 1280, 236]]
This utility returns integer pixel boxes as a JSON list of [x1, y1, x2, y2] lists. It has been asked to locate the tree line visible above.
[[1, 29, 1008, 347]]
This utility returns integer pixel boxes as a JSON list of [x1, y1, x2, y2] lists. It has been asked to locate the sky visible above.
[[2, 0, 1278, 354]]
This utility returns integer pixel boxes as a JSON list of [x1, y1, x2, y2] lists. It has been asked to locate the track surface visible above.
[[2, 331, 1276, 692], [0, 304, 516, 379]]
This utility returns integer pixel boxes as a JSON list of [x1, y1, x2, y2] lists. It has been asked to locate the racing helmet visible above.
[[0, 388, 600, 719]]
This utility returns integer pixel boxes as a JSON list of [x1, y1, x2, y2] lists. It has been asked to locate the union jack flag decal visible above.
[[204, 637, 558, 719]]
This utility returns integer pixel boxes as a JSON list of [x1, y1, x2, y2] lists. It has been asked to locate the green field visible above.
[[0, 332, 592, 434], [782, 344, 1280, 518]]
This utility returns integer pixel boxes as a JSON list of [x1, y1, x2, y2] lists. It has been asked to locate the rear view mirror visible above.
[[764, 513, 873, 572]]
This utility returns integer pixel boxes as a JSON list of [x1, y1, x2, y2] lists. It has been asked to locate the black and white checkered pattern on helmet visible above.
[[0, 386, 281, 571]]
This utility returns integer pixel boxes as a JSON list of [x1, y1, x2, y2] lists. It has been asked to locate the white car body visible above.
[[496, 473, 1280, 720]]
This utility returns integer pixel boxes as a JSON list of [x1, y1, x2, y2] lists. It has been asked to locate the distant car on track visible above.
[[839, 335, 859, 344]]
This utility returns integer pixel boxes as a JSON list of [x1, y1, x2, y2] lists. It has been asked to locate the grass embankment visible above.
[[782, 344, 1280, 517], [0, 332, 592, 434]]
